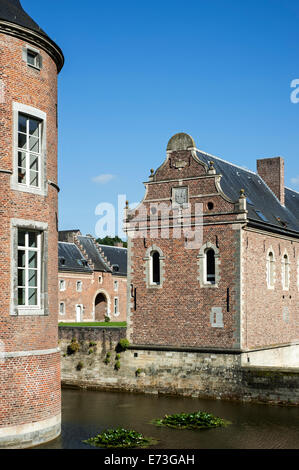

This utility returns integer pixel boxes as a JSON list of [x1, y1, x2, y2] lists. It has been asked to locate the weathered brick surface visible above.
[[0, 31, 60, 436], [242, 229, 299, 349]]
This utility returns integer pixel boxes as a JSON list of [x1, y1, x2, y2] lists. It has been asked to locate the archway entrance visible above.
[[95, 293, 108, 321]]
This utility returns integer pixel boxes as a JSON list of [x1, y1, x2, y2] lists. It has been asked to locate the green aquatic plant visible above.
[[152, 411, 229, 430], [83, 428, 157, 449]]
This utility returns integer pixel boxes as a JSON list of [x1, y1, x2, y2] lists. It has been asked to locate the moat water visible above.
[[38, 389, 299, 449]]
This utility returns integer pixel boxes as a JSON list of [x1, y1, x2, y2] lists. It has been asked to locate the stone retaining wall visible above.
[[59, 327, 299, 406]]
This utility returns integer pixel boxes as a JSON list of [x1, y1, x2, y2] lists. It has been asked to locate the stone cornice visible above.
[[0, 20, 64, 73]]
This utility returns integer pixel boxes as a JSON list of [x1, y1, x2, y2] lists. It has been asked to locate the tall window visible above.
[[267, 251, 275, 288], [59, 302, 65, 315], [205, 249, 216, 284], [17, 229, 41, 307], [114, 297, 119, 315], [151, 251, 160, 285], [17, 113, 42, 188], [282, 254, 290, 290], [114, 280, 118, 292], [76, 281, 82, 292], [59, 279, 66, 291]]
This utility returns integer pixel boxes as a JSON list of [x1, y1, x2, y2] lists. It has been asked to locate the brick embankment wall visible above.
[[59, 327, 299, 406]]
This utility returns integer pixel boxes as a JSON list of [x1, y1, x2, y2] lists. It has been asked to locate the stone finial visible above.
[[207, 160, 216, 175], [149, 168, 155, 181], [167, 133, 196, 152], [125, 200, 129, 210], [239, 189, 246, 198]]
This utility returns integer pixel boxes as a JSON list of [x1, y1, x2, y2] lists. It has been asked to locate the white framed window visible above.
[[99, 275, 102, 284], [282, 253, 290, 290], [23, 46, 42, 70], [266, 250, 275, 289], [76, 281, 82, 292], [144, 245, 165, 289], [59, 302, 65, 315], [11, 219, 48, 316], [59, 279, 66, 292], [197, 242, 220, 288], [114, 280, 118, 292], [17, 229, 41, 308], [17, 113, 42, 189], [114, 297, 119, 316], [11, 103, 47, 196]]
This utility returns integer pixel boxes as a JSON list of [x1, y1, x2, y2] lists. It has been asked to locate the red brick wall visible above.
[[242, 228, 299, 349], [127, 148, 243, 349], [58, 271, 127, 323], [0, 33, 60, 429]]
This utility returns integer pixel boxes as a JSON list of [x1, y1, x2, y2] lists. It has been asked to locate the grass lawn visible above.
[[59, 322, 127, 328]]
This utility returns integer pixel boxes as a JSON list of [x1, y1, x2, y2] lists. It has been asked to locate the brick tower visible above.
[[0, 1, 64, 448]]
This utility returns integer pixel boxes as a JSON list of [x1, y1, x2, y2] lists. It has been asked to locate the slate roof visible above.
[[58, 242, 92, 274], [98, 245, 128, 277], [77, 236, 112, 273], [0, 0, 48, 37], [196, 151, 299, 238]]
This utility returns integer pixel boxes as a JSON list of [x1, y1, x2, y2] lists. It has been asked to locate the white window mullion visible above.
[[25, 232, 29, 307], [37, 233, 41, 308]]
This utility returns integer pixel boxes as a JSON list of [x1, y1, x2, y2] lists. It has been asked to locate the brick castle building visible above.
[[58, 231, 127, 323], [0, 0, 64, 447], [126, 133, 298, 367]]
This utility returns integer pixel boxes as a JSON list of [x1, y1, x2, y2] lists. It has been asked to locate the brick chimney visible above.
[[257, 157, 285, 205]]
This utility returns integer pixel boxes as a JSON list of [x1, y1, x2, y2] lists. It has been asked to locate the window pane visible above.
[[28, 270, 37, 287], [18, 133, 27, 149], [30, 154, 39, 171], [28, 232, 37, 248], [27, 51, 37, 66], [28, 251, 37, 268], [18, 288, 25, 306], [206, 249, 216, 283], [18, 115, 27, 133], [18, 230, 26, 247], [18, 269, 26, 287], [18, 152, 26, 169], [18, 169, 26, 184], [28, 288, 38, 306], [29, 119, 40, 137], [18, 250, 26, 267], [30, 171, 38, 187], [29, 136, 39, 152], [152, 252, 160, 284]]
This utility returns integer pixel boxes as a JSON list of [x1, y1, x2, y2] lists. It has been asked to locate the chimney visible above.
[[257, 157, 285, 205], [58, 230, 81, 243]]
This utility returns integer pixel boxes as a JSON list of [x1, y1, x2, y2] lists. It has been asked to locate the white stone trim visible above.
[[11, 102, 47, 196], [197, 242, 220, 288], [0, 413, 61, 439], [281, 250, 290, 291], [266, 247, 276, 290], [144, 245, 165, 289], [0, 347, 60, 359]]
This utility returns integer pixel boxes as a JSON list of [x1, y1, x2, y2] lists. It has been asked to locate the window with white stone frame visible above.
[[282, 253, 290, 290], [11, 103, 47, 196], [59, 279, 66, 291], [76, 281, 82, 292], [11, 219, 48, 316], [114, 280, 118, 292], [197, 242, 220, 288], [114, 297, 119, 316], [59, 302, 65, 315], [144, 245, 165, 289], [22, 45, 43, 70], [266, 250, 275, 289]]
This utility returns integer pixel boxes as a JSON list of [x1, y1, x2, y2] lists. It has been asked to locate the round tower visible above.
[[0, 0, 64, 448]]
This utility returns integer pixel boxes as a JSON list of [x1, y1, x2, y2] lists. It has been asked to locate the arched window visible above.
[[267, 251, 275, 288], [282, 253, 290, 290], [206, 249, 216, 284], [151, 251, 161, 285]]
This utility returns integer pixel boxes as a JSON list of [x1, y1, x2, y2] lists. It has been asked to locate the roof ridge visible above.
[[196, 148, 257, 175], [98, 244, 127, 250], [285, 186, 299, 195]]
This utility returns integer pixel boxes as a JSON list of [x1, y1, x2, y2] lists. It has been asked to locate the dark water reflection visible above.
[[38, 389, 299, 449]]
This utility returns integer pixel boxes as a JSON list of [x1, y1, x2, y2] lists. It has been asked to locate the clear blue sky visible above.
[[23, 0, 299, 238]]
